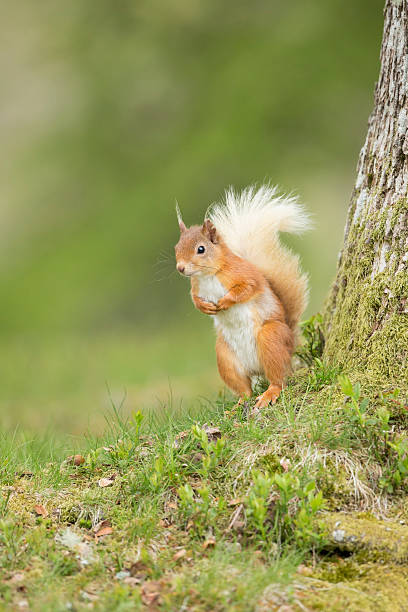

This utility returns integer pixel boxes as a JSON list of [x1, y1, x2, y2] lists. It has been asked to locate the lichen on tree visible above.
[[324, 0, 408, 387]]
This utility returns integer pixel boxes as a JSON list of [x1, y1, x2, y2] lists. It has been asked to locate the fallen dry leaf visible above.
[[93, 519, 111, 533], [95, 526, 113, 538], [228, 497, 243, 507], [141, 581, 163, 606], [98, 477, 114, 488], [172, 548, 187, 561], [202, 424, 221, 440], [34, 504, 48, 518], [83, 534, 94, 542], [129, 560, 151, 579], [202, 538, 216, 549]]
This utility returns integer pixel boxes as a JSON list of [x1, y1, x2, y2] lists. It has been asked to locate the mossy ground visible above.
[[1, 359, 408, 611]]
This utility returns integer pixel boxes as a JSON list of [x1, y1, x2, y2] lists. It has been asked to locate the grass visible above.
[[0, 323, 218, 435], [1, 332, 408, 610]]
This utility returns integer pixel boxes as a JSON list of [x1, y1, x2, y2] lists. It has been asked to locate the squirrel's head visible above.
[[175, 209, 222, 277]]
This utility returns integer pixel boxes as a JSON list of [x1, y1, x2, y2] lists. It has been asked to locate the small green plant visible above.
[[130, 410, 144, 441], [127, 502, 159, 543], [84, 446, 105, 471], [307, 357, 339, 390], [0, 519, 24, 568], [339, 375, 372, 429], [338, 376, 408, 491], [108, 438, 134, 466], [273, 473, 325, 547], [245, 470, 326, 549], [191, 425, 226, 479], [376, 405, 391, 430], [295, 316, 337, 390], [339, 375, 397, 452], [245, 471, 274, 540], [149, 456, 165, 490], [293, 486, 326, 547], [84, 411, 145, 472], [104, 412, 145, 468], [49, 552, 79, 577], [380, 435, 408, 493], [0, 489, 11, 519], [177, 483, 226, 536], [377, 388, 407, 427], [297, 314, 325, 366]]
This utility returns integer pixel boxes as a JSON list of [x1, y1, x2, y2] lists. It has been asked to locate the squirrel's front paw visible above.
[[200, 300, 219, 315], [192, 295, 219, 315], [216, 298, 229, 311]]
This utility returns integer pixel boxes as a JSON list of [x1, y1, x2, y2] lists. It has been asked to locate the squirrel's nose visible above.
[[177, 264, 185, 274]]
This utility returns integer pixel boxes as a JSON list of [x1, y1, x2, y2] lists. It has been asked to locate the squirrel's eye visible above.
[[197, 245, 205, 254]]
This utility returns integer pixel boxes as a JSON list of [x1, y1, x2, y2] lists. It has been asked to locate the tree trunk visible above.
[[323, 0, 408, 386]]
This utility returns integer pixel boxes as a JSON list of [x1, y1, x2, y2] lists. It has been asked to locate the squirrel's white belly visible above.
[[197, 275, 277, 375], [216, 304, 261, 374], [197, 275, 226, 304]]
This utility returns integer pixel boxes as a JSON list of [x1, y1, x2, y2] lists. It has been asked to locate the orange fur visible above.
[[175, 212, 303, 410], [184, 229, 266, 312], [216, 254, 264, 309], [254, 319, 294, 408]]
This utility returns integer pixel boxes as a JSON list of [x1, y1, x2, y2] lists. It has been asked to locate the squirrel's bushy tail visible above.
[[208, 184, 311, 331]]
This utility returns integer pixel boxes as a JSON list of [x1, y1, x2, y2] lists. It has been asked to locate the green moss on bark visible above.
[[324, 195, 408, 388]]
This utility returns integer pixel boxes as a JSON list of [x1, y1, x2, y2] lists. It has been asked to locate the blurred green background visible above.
[[0, 0, 383, 434]]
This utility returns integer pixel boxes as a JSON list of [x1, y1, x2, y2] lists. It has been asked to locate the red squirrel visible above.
[[175, 185, 311, 410]]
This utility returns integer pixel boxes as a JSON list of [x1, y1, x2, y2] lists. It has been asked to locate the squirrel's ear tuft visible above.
[[176, 202, 187, 232], [202, 219, 218, 243]]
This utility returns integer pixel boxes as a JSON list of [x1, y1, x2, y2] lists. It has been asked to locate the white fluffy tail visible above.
[[208, 184, 311, 330]]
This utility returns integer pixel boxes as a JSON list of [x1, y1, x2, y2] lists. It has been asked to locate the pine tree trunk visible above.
[[323, 0, 408, 385]]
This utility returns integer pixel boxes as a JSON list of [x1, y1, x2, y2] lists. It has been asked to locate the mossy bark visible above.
[[324, 0, 408, 386]]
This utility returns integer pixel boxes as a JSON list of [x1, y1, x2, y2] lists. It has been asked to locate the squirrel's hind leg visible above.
[[216, 333, 252, 399], [254, 319, 294, 411]]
